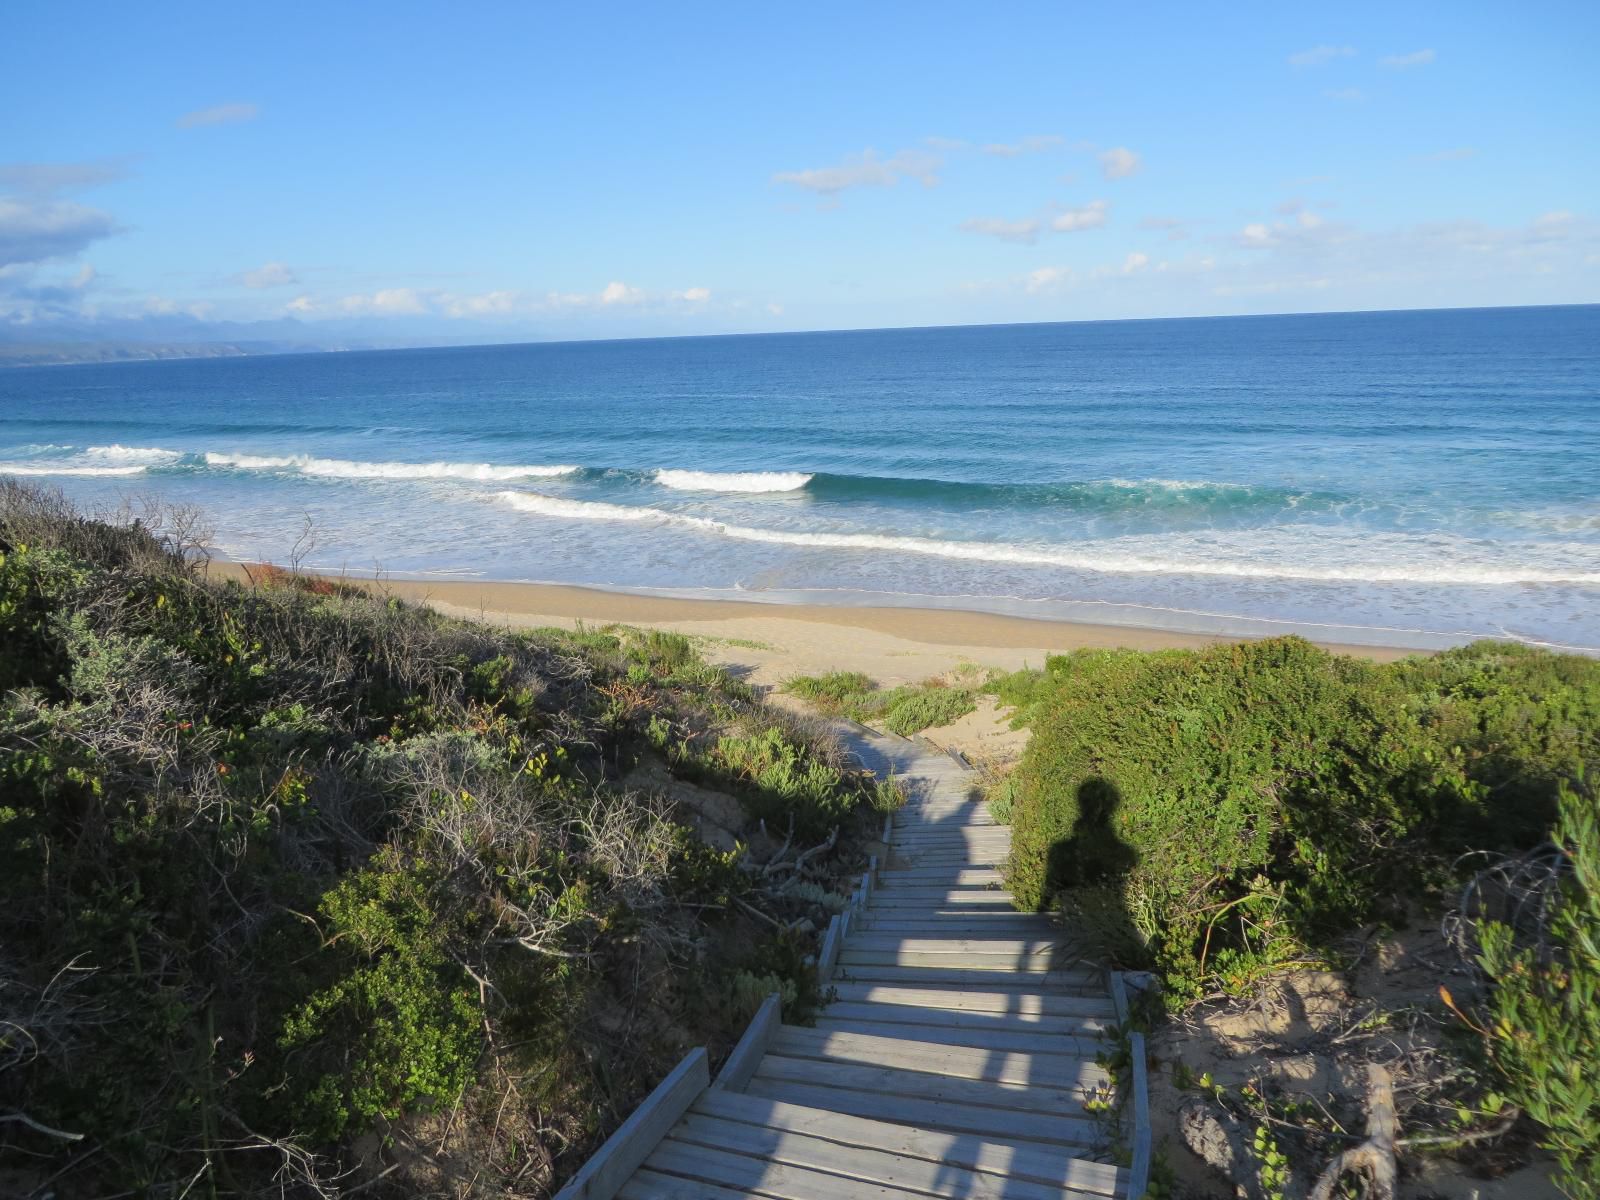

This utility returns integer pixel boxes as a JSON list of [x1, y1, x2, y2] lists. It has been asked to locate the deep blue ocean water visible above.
[[2, 305, 1597, 650]]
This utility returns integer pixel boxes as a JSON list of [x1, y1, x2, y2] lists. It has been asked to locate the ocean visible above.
[[2, 305, 1597, 652]]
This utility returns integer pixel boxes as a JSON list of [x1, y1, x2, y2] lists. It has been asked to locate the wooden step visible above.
[[661, 1112, 1113, 1200], [691, 1091, 1123, 1196], [771, 1024, 1110, 1091], [828, 983, 1117, 1019], [744, 1077, 1103, 1151], [812, 1014, 1103, 1058], [833, 962, 1103, 991], [817, 1000, 1110, 1036]]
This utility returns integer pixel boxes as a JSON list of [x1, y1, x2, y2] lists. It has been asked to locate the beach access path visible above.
[[558, 725, 1150, 1199]]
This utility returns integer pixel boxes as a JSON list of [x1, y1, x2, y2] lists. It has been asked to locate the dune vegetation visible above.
[[995, 637, 1599, 1197], [0, 482, 889, 1197]]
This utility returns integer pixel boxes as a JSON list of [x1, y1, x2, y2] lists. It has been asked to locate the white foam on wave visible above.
[[84, 444, 184, 465], [0, 444, 182, 477], [205, 453, 579, 481], [653, 468, 813, 493], [0, 464, 149, 477], [495, 490, 1600, 586]]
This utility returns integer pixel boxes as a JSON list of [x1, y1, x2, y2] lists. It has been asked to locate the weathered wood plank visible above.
[[711, 992, 781, 1093], [829, 982, 1116, 1018], [553, 1047, 709, 1200], [693, 1090, 1126, 1196], [1128, 1030, 1151, 1200], [833, 963, 1103, 991], [643, 1137, 934, 1200], [670, 1112, 1109, 1200], [817, 999, 1110, 1035], [756, 1052, 1094, 1111], [771, 1024, 1110, 1090], [743, 1077, 1102, 1149], [811, 1015, 1103, 1057]]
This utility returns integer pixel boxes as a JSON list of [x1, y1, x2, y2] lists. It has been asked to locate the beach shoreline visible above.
[[208, 564, 1426, 687]]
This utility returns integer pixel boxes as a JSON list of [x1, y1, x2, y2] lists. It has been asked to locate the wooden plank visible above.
[[1128, 1031, 1151, 1200], [828, 982, 1117, 1018], [839, 947, 1071, 969], [867, 893, 1018, 908], [644, 1137, 933, 1200], [756, 1052, 1094, 1112], [554, 1047, 709, 1200], [670, 1112, 1108, 1200], [694, 1090, 1125, 1196], [817, 1000, 1109, 1035], [712, 992, 780, 1093], [816, 914, 841, 981], [1110, 971, 1131, 1026], [838, 940, 1062, 960], [744, 1078, 1101, 1149], [833, 963, 1103, 992], [812, 1015, 1103, 1058], [857, 918, 1060, 937], [876, 867, 1006, 884], [616, 1168, 753, 1200], [771, 1025, 1111, 1090]]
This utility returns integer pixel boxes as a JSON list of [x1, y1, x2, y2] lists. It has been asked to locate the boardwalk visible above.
[[560, 727, 1146, 1200]]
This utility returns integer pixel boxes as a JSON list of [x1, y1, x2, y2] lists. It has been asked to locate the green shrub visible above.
[[785, 671, 977, 734], [1004, 636, 1600, 1003], [277, 850, 480, 1142], [1471, 783, 1600, 1200], [785, 670, 873, 713], [711, 726, 853, 837]]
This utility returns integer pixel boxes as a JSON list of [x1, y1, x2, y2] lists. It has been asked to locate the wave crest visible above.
[[206, 453, 579, 481], [495, 490, 1600, 586], [653, 468, 813, 493]]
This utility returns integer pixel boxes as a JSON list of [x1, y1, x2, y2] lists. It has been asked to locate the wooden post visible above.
[[712, 993, 781, 1093]]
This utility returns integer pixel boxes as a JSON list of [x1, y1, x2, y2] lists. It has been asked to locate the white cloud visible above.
[[923, 136, 969, 152], [773, 148, 941, 195], [442, 290, 519, 318], [1324, 88, 1365, 102], [1025, 266, 1071, 293], [1288, 44, 1356, 67], [0, 161, 127, 194], [177, 102, 261, 129], [1098, 147, 1142, 180], [1240, 222, 1276, 247], [600, 280, 644, 305], [235, 261, 297, 289], [1122, 252, 1150, 274], [0, 196, 118, 268], [1380, 49, 1436, 68], [960, 216, 1041, 244], [677, 286, 711, 302], [1051, 200, 1109, 232], [981, 135, 1064, 157], [285, 295, 316, 314], [335, 287, 427, 316], [766, 302, 784, 315]]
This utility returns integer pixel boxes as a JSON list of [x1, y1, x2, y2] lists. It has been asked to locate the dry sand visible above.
[[211, 565, 1419, 700]]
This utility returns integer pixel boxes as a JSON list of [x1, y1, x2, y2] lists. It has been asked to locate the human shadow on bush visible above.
[[1046, 777, 1150, 968]]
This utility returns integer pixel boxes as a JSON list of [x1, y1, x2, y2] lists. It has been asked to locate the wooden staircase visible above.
[[560, 727, 1150, 1200]]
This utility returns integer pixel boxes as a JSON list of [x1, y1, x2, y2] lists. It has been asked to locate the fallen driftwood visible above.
[[1180, 1063, 1400, 1200], [1308, 1064, 1397, 1200]]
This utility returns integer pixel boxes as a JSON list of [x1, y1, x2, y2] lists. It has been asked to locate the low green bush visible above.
[[1004, 636, 1600, 1003], [784, 671, 977, 735], [1469, 783, 1600, 1200]]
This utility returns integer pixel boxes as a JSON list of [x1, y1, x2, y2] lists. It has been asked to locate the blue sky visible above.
[[3, 1, 1596, 342]]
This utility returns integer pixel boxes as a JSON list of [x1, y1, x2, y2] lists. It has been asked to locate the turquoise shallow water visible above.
[[2, 305, 1597, 650]]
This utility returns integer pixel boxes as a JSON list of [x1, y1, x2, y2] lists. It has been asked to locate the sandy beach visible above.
[[210, 565, 1421, 695]]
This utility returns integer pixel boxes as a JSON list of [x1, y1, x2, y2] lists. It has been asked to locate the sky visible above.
[[3, 1, 1597, 344]]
